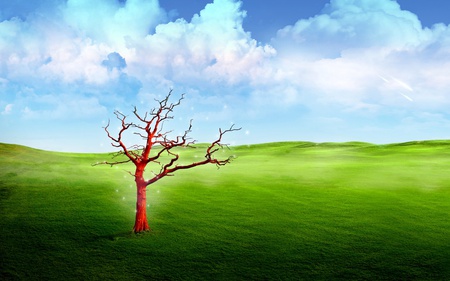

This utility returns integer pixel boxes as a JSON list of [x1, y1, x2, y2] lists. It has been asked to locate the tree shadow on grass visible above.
[[94, 230, 156, 241]]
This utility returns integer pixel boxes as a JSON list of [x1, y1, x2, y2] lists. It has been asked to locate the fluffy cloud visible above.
[[0, 15, 108, 84], [0, 0, 274, 91], [63, 0, 167, 47], [125, 0, 275, 86], [1, 104, 13, 115], [276, 0, 428, 56], [268, 0, 450, 110]]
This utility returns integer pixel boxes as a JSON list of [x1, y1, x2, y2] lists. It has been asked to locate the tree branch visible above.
[[92, 159, 132, 167], [145, 124, 241, 185], [103, 112, 139, 165]]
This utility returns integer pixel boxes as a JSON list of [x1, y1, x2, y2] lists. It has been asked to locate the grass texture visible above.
[[1, 141, 450, 280]]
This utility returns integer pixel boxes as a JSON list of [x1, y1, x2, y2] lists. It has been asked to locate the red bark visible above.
[[133, 166, 150, 232], [133, 181, 149, 233]]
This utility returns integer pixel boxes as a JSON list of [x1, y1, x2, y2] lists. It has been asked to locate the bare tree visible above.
[[95, 91, 240, 233]]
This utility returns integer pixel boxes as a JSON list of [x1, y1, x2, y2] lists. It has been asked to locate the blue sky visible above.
[[2, 0, 450, 152]]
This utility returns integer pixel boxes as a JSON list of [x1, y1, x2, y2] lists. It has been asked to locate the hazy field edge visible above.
[[2, 139, 450, 155]]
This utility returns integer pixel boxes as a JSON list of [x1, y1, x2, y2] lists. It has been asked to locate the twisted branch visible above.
[[94, 91, 241, 186]]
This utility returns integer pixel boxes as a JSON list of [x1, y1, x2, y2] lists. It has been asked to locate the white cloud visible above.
[[0, 13, 108, 84], [275, 0, 428, 57], [20, 94, 106, 120], [0, 0, 166, 85], [32, 39, 105, 84], [63, 0, 167, 47], [264, 0, 450, 110], [1, 104, 13, 115], [0, 0, 275, 88], [127, 0, 276, 86]]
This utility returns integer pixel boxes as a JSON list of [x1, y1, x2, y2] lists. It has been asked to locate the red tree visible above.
[[96, 91, 240, 233]]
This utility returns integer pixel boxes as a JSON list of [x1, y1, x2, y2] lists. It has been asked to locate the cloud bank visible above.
[[2, 0, 450, 151]]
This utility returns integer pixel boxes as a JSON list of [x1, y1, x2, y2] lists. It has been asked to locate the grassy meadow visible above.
[[1, 141, 450, 280]]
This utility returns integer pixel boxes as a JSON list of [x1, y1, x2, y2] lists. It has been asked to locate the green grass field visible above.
[[1, 141, 450, 280]]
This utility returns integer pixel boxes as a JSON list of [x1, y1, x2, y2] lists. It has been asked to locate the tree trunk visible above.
[[133, 174, 150, 233]]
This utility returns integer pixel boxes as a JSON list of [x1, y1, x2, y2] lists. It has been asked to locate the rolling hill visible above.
[[1, 141, 450, 280]]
